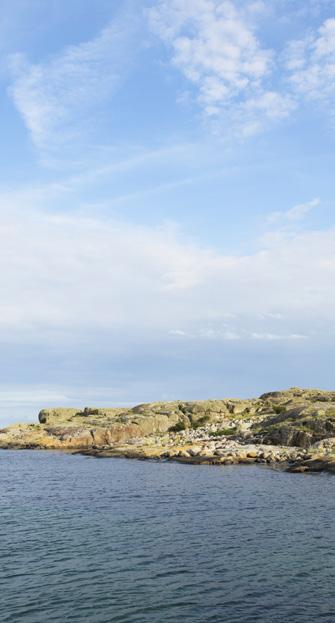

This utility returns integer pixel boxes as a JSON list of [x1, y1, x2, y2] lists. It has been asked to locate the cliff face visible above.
[[0, 387, 335, 453]]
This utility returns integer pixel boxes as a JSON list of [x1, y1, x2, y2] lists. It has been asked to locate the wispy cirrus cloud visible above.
[[267, 197, 320, 225], [8, 12, 138, 150], [169, 328, 307, 341]]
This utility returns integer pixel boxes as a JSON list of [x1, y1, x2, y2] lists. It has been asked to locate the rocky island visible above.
[[1, 387, 335, 473]]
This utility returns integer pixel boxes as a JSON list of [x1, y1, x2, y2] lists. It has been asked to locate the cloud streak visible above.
[[268, 197, 320, 224], [8, 12, 137, 149]]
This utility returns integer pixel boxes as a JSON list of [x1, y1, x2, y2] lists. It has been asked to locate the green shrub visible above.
[[169, 421, 187, 432], [273, 404, 287, 414], [192, 415, 210, 429]]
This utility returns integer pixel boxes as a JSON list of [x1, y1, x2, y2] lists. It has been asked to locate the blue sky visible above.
[[0, 0, 335, 424]]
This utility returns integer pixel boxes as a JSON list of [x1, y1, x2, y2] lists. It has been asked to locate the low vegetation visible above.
[[209, 427, 238, 437]]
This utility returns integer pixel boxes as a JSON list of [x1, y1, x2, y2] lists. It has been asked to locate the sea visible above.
[[0, 450, 334, 623]]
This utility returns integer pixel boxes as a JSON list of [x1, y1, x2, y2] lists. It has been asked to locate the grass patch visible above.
[[209, 427, 238, 437]]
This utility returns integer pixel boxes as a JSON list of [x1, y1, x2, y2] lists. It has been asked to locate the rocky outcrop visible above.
[[1, 388, 335, 472], [287, 455, 335, 474], [252, 389, 335, 448]]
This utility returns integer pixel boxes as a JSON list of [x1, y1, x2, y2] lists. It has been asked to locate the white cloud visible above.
[[0, 202, 214, 336], [148, 0, 294, 136], [286, 18, 335, 105], [8, 3, 335, 150], [249, 332, 307, 341], [268, 197, 320, 224], [232, 90, 295, 137], [259, 312, 284, 320], [169, 326, 307, 341], [0, 194, 334, 347], [149, 3, 335, 136], [8, 14, 136, 149]]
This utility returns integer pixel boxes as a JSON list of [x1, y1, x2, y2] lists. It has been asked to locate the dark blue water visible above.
[[0, 451, 334, 623]]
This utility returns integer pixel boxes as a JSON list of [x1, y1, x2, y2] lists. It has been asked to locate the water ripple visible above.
[[0, 451, 335, 622]]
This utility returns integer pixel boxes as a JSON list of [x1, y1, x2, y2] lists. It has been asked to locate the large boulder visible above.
[[38, 408, 79, 424]]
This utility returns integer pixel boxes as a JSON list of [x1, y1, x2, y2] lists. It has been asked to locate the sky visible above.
[[0, 0, 335, 425]]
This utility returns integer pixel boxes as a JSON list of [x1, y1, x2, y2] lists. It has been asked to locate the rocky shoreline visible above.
[[1, 387, 335, 473]]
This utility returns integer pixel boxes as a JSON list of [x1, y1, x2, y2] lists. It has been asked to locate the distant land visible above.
[[1, 387, 335, 473]]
